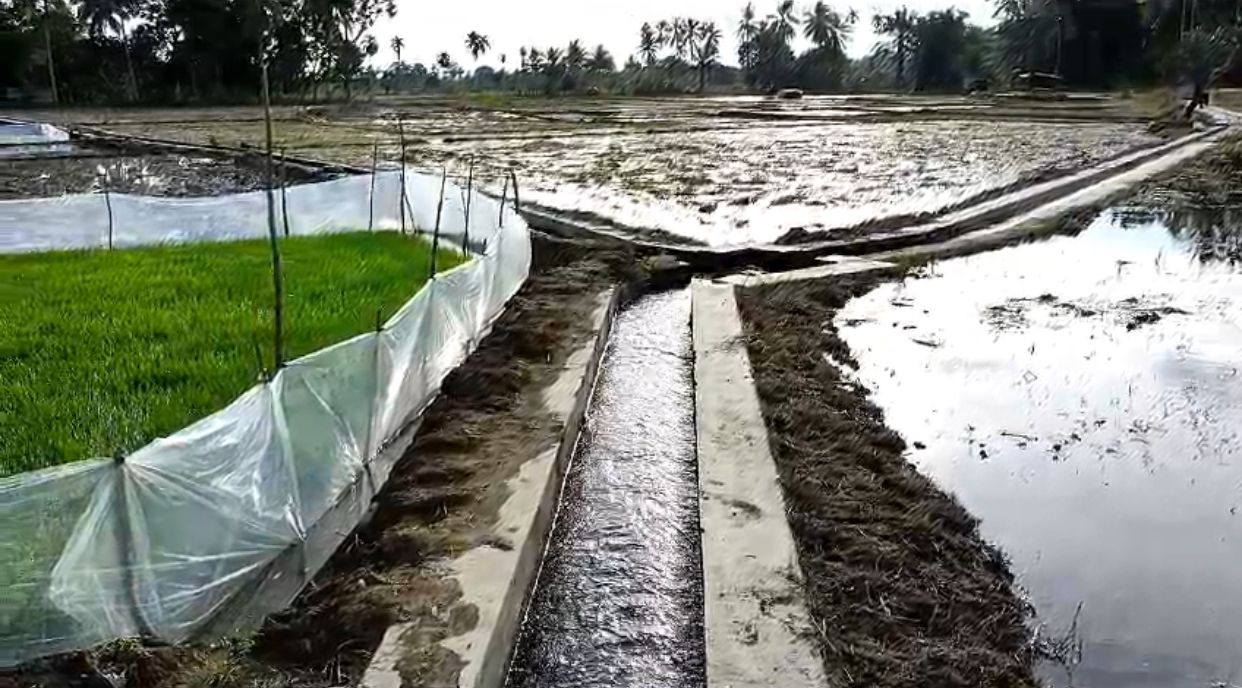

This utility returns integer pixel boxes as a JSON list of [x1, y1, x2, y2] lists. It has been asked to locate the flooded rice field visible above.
[[838, 206, 1242, 687], [7, 95, 1166, 245], [426, 120, 1162, 246], [507, 289, 704, 688]]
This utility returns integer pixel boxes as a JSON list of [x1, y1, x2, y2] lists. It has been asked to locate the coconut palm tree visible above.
[[390, 36, 404, 65], [465, 31, 490, 62], [566, 39, 586, 71], [803, 1, 854, 55], [656, 19, 673, 50], [692, 22, 723, 91], [78, 0, 139, 100], [873, 7, 917, 89], [639, 22, 659, 65], [588, 44, 615, 72], [775, 0, 800, 43], [436, 51, 454, 79], [738, 2, 760, 69]]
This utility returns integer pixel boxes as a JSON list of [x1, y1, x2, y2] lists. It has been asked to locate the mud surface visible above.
[[0, 145, 331, 199], [7, 95, 1165, 245], [736, 278, 1037, 688], [507, 288, 704, 688], [3, 251, 627, 688], [838, 206, 1242, 687], [437, 120, 1161, 246]]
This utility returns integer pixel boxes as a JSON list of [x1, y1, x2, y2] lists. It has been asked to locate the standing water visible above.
[[507, 289, 705, 688], [838, 207, 1242, 688]]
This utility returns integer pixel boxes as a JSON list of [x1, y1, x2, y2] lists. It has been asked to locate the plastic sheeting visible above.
[[0, 120, 70, 146], [0, 170, 531, 666]]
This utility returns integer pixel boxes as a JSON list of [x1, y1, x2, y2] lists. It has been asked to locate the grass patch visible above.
[[0, 231, 465, 476]]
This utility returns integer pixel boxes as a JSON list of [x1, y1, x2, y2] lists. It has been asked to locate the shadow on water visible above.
[[838, 205, 1242, 688], [506, 289, 705, 688]]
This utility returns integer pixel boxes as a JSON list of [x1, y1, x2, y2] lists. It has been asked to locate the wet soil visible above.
[[3, 246, 634, 688], [1135, 134, 1242, 206], [0, 143, 332, 199], [6, 96, 1164, 245], [736, 277, 1037, 688]]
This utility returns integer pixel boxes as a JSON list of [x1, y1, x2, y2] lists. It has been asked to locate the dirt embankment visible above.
[[736, 277, 1037, 688], [1137, 133, 1242, 204], [5, 245, 632, 688]]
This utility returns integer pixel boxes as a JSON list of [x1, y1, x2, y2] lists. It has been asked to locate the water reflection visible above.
[[838, 207, 1242, 688], [1112, 204, 1242, 267]]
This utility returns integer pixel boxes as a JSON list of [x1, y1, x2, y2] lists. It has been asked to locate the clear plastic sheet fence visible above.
[[0, 172, 531, 666], [0, 121, 70, 146]]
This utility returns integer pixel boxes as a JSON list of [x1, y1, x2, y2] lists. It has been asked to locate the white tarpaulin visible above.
[[0, 168, 531, 665], [0, 120, 70, 146]]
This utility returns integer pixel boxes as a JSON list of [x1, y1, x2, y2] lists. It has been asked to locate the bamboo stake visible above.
[[279, 150, 291, 238], [367, 140, 379, 232], [261, 48, 285, 370], [509, 169, 521, 213], [397, 117, 408, 235], [103, 172, 114, 250], [430, 168, 447, 280], [499, 174, 510, 228], [463, 158, 474, 255]]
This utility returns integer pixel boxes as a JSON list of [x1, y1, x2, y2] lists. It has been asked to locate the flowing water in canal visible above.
[[839, 206, 1242, 688], [507, 289, 704, 688]]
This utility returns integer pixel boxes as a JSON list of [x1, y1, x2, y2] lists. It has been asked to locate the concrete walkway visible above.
[[692, 280, 826, 688]]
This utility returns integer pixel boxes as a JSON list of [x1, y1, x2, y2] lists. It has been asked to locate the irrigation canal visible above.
[[506, 288, 706, 688]]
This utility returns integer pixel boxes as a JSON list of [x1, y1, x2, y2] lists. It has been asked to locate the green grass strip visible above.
[[0, 231, 465, 476]]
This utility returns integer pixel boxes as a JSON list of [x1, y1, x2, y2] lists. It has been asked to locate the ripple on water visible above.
[[507, 289, 704, 688]]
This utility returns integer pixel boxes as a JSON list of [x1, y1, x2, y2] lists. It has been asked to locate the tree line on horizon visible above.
[[1, 0, 1240, 103]]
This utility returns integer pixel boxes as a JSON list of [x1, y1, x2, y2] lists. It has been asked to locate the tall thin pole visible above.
[[499, 175, 510, 228], [279, 150, 291, 237], [367, 140, 379, 232], [43, 0, 58, 105], [508, 169, 521, 214], [103, 172, 114, 250], [463, 158, 474, 254], [397, 117, 408, 235], [430, 168, 447, 280], [261, 48, 285, 370]]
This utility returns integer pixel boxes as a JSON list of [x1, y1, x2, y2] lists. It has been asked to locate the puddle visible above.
[[507, 289, 704, 688], [838, 207, 1242, 688]]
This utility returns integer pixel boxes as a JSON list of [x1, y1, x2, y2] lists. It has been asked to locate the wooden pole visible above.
[[261, 48, 285, 370], [508, 169, 521, 213], [397, 117, 408, 235], [430, 168, 447, 280], [463, 158, 474, 255], [103, 172, 114, 250], [367, 140, 379, 232], [114, 455, 153, 638], [499, 174, 510, 228], [43, 0, 58, 106], [279, 150, 291, 238]]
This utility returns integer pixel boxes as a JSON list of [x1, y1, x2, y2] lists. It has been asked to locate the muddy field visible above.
[[0, 143, 332, 199], [4, 94, 1169, 244]]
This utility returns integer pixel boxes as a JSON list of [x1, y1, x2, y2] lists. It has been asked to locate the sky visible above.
[[370, 0, 1000, 71]]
